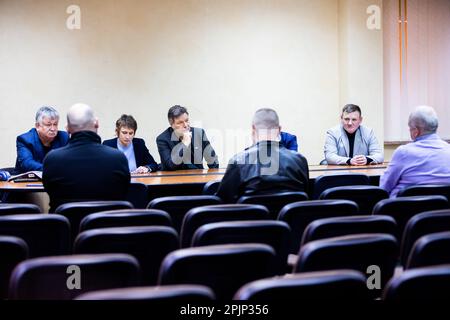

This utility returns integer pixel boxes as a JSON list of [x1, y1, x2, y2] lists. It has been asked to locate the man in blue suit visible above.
[[14, 106, 69, 173], [279, 131, 298, 152]]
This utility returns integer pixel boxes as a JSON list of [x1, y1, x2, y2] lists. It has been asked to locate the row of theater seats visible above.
[[1, 191, 450, 300], [1, 191, 449, 254], [6, 242, 450, 300], [75, 265, 450, 300]]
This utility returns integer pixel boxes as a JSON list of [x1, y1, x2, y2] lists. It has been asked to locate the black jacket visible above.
[[43, 131, 131, 212], [216, 141, 309, 203], [102, 137, 159, 172], [156, 127, 219, 170]]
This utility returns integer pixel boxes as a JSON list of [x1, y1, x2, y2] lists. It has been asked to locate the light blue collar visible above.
[[415, 133, 439, 142]]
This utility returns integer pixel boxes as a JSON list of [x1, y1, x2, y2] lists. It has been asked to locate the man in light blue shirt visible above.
[[117, 141, 138, 172], [380, 106, 450, 197]]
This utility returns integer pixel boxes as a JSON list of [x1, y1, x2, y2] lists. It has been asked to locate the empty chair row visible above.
[[6, 234, 450, 300], [7, 244, 277, 300], [74, 265, 450, 300], [236, 263, 450, 300], [2, 196, 448, 263]]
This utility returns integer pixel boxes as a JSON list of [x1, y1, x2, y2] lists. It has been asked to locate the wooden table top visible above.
[[0, 164, 388, 191]]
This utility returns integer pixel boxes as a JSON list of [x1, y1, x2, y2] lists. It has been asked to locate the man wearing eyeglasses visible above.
[[14, 106, 69, 173], [324, 104, 383, 165]]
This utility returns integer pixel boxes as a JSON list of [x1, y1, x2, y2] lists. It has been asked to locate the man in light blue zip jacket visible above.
[[324, 104, 383, 165]]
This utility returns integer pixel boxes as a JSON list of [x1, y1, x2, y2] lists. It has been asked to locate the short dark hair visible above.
[[115, 114, 137, 133], [342, 104, 362, 116], [168, 105, 188, 123]]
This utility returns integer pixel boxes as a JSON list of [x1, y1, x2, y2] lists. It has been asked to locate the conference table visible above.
[[0, 164, 388, 191], [0, 164, 387, 212], [0, 164, 387, 191]]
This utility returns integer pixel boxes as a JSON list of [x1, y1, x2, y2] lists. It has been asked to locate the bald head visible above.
[[252, 108, 281, 142], [67, 103, 98, 134], [253, 108, 280, 130]]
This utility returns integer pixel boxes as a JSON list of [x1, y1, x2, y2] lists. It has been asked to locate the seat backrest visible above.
[[125, 183, 149, 209], [398, 184, 450, 201], [55, 201, 134, 243], [0, 203, 42, 215], [191, 220, 291, 275], [237, 192, 308, 219], [147, 196, 222, 233], [313, 174, 370, 200], [74, 226, 179, 285], [79, 209, 172, 232], [202, 180, 221, 195], [180, 204, 270, 248], [76, 284, 215, 300], [301, 215, 398, 246], [234, 270, 369, 300], [278, 199, 359, 254], [401, 209, 450, 266], [0, 214, 70, 257], [295, 233, 398, 296], [9, 253, 140, 300], [158, 243, 277, 300], [405, 231, 450, 269], [0, 236, 28, 299], [373, 195, 449, 240], [383, 264, 450, 300], [320, 185, 388, 214]]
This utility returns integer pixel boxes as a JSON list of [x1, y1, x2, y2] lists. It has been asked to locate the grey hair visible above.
[[408, 105, 438, 134], [252, 108, 280, 129], [67, 103, 96, 132], [35, 106, 59, 124]]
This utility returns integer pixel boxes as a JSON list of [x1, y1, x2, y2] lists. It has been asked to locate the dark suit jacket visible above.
[[43, 131, 130, 212], [156, 127, 219, 171], [216, 141, 309, 203], [102, 137, 159, 172], [15, 128, 69, 173]]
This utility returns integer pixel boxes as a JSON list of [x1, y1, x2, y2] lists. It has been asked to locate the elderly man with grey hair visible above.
[[380, 105, 450, 197], [43, 103, 130, 212], [216, 108, 309, 203], [14, 106, 69, 173]]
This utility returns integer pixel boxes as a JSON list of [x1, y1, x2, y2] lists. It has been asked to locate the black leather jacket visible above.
[[216, 141, 309, 203]]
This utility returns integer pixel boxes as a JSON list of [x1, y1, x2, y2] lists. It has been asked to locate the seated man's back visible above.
[[43, 104, 130, 212], [380, 106, 450, 197], [217, 141, 309, 203], [217, 108, 309, 203]]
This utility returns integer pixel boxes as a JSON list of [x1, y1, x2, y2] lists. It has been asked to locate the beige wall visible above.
[[339, 0, 383, 144], [0, 0, 384, 168]]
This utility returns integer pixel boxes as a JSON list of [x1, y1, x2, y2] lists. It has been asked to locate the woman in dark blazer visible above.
[[103, 114, 159, 173]]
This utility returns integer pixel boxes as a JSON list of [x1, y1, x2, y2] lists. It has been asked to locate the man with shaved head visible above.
[[380, 105, 450, 197], [216, 108, 309, 203], [43, 103, 130, 211]]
